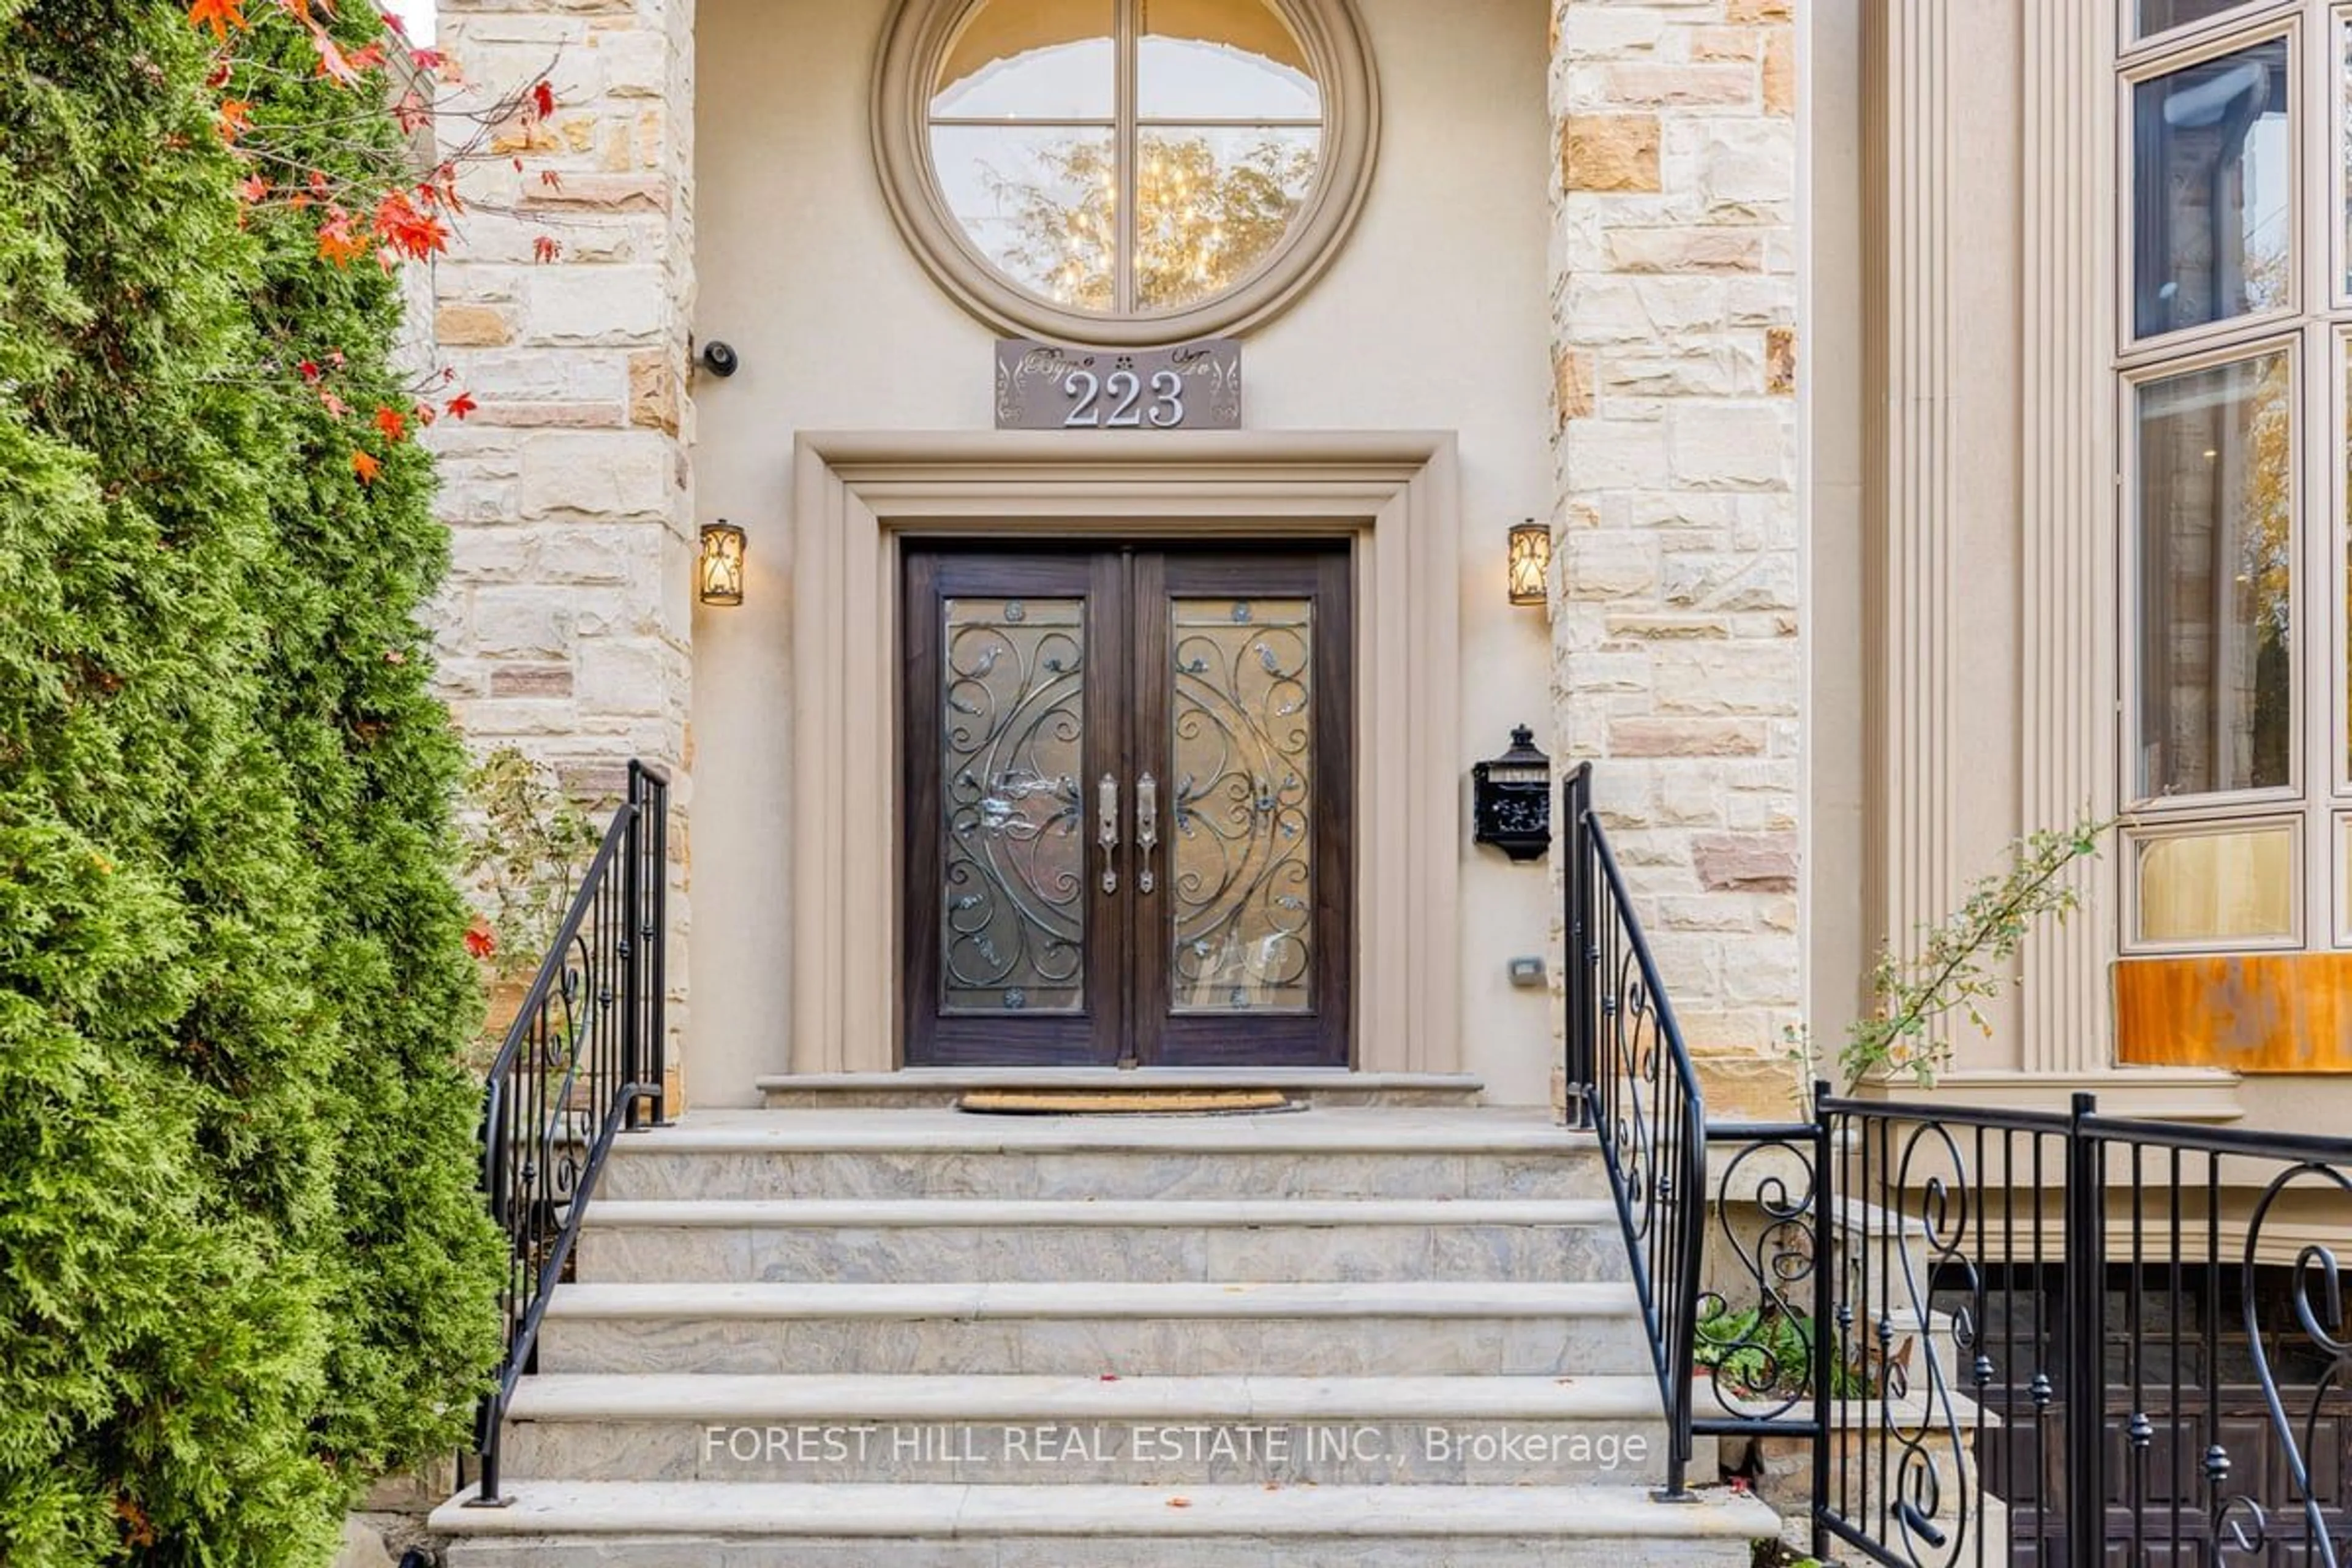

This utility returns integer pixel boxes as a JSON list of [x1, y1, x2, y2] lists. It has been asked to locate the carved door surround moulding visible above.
[[786, 430, 1462, 1077]]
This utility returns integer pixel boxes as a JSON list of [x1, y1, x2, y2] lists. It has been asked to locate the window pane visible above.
[[2134, 825, 2296, 943], [2134, 352, 2295, 799], [930, 125, 1117, 311], [2342, 817, 2352, 938], [1139, 0, 1321, 120], [1136, 127, 1318, 310], [932, 0, 1114, 120], [2132, 38, 2291, 339], [2137, 0, 2270, 39]]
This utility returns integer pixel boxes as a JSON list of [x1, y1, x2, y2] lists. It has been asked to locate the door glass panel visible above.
[[2131, 36, 2291, 340], [940, 597, 1088, 1012], [1169, 596, 1314, 1012], [2133, 350, 2295, 800], [2133, 824, 2297, 943]]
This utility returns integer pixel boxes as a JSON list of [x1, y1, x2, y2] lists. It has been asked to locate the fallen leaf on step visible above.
[[1167, 1498, 1192, 1509], [1099, 1373, 1121, 1382]]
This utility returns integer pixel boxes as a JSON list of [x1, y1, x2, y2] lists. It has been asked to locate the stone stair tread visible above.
[[606, 1106, 1591, 1155], [584, 1197, 1619, 1228], [543, 1280, 1641, 1320], [505, 1373, 1669, 1422], [431, 1480, 1777, 1539], [755, 1069, 1485, 1094]]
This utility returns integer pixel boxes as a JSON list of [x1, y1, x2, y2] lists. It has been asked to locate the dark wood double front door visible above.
[[902, 545, 1352, 1068]]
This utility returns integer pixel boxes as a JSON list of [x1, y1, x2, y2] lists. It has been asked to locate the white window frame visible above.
[[2117, 0, 2352, 954], [2122, 813, 2305, 952]]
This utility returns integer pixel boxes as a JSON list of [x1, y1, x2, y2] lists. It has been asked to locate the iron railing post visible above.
[[1563, 762, 1596, 1130], [646, 770, 668, 1125], [619, 763, 645, 1133], [1810, 1079, 1836, 1563], [1656, 1108, 1704, 1502], [2065, 1091, 2105, 1568]]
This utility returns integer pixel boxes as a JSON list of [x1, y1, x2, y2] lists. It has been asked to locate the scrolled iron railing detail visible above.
[[1563, 763, 2352, 1568], [466, 760, 668, 1507], [1694, 1131, 1822, 1426], [1561, 761, 1709, 1500]]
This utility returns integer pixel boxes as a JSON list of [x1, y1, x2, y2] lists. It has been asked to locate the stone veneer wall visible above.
[[1547, 0, 1804, 1114], [428, 0, 698, 1102]]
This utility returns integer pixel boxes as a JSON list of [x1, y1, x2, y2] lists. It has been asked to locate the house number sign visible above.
[[994, 338, 1242, 432]]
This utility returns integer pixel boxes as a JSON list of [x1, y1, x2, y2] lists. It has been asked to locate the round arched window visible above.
[[875, 0, 1379, 346]]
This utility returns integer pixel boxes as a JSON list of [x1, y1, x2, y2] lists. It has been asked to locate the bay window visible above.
[[2120, 0, 2351, 956]]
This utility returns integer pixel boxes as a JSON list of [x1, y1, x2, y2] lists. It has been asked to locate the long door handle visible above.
[[1098, 774, 1120, 894], [1136, 773, 1158, 895]]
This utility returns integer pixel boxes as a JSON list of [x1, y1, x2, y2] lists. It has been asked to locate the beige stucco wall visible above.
[[688, 0, 1563, 1104]]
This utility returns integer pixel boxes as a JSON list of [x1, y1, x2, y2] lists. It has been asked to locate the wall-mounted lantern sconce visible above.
[[1472, 725, 1552, 862], [698, 521, 745, 606], [1507, 518, 1551, 607]]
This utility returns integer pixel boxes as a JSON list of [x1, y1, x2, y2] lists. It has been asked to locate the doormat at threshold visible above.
[[956, 1089, 1305, 1117]]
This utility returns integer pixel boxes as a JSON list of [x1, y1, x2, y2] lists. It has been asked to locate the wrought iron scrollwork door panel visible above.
[[902, 545, 1351, 1069], [1133, 550, 1352, 1068], [903, 551, 1130, 1066]]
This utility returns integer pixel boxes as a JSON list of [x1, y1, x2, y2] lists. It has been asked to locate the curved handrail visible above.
[[466, 760, 668, 1507], [1561, 761, 1709, 1498]]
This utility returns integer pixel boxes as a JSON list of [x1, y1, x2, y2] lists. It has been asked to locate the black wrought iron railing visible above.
[[1561, 761, 1710, 1499], [1566, 763, 2352, 1568], [1801, 1094, 2352, 1568], [466, 760, 668, 1506]]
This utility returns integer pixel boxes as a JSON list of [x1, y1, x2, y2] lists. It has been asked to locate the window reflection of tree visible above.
[[2140, 353, 2293, 799], [984, 132, 1314, 313]]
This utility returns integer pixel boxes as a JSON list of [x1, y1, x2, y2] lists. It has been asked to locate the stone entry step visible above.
[[757, 1069, 1488, 1109], [535, 1280, 1653, 1378], [597, 1107, 1604, 1202], [576, 1197, 1626, 1284], [442, 1107, 1774, 1566], [496, 1372, 1677, 1486], [433, 1480, 1776, 1567]]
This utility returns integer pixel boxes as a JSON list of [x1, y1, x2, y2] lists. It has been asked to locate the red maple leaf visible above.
[[410, 47, 445, 70], [296, 360, 322, 382], [347, 42, 387, 72], [445, 391, 478, 420], [371, 189, 450, 260], [412, 401, 436, 428], [464, 919, 497, 960], [217, 99, 251, 141], [186, 0, 246, 39], [239, 174, 269, 204], [393, 91, 429, 135], [320, 390, 347, 418], [372, 405, 408, 444], [351, 450, 381, 484], [532, 235, 562, 264], [317, 209, 368, 268], [311, 28, 358, 84], [530, 80, 556, 119]]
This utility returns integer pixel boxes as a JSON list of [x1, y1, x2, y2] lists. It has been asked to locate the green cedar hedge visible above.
[[0, 1, 506, 1561]]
